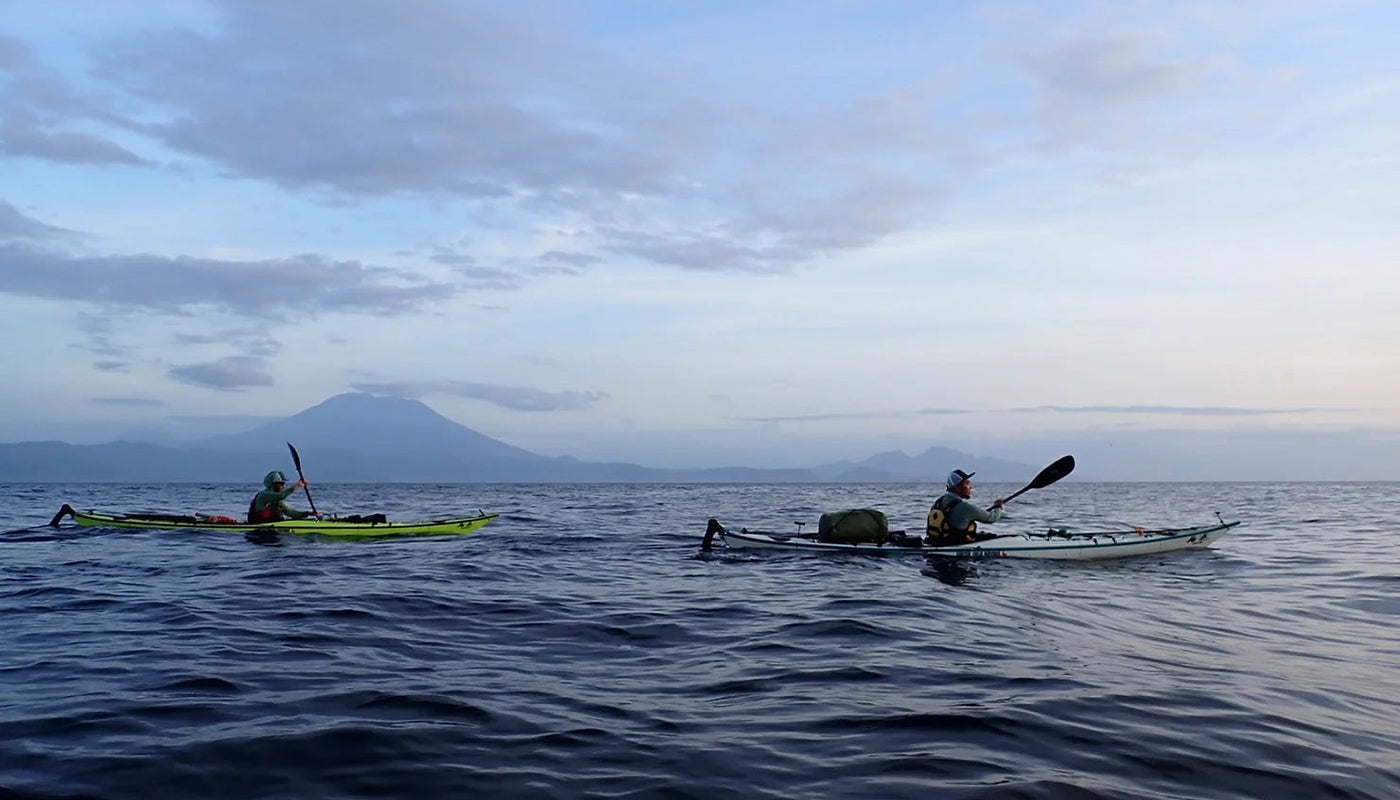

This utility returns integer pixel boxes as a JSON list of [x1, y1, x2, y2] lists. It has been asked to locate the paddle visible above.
[[286, 441, 320, 517], [999, 455, 1075, 506]]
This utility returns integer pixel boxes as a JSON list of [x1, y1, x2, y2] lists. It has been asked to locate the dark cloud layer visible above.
[[3, 124, 144, 165], [0, 201, 76, 240], [99, 2, 662, 198], [5, 7, 1233, 277], [0, 35, 145, 165], [168, 356, 274, 391], [352, 379, 606, 412], [75, 1, 962, 272], [0, 243, 456, 319]]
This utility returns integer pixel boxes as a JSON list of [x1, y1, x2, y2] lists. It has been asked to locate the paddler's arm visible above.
[[270, 482, 304, 502], [292, 478, 321, 518], [282, 503, 315, 520], [965, 501, 1005, 524]]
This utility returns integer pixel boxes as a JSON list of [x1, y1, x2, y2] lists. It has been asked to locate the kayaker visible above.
[[926, 469, 1005, 547], [247, 470, 319, 523]]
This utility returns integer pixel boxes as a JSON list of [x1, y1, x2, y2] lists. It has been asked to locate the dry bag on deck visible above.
[[817, 508, 889, 543]]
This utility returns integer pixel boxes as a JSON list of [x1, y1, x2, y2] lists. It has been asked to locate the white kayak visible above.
[[702, 518, 1240, 561]]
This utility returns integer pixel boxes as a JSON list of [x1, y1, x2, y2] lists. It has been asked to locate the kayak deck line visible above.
[[48, 503, 498, 538], [703, 518, 1241, 561]]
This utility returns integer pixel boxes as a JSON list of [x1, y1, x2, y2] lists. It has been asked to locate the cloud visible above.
[[351, 379, 607, 412], [1011, 405, 1346, 416], [525, 249, 601, 276], [449, 264, 525, 290], [600, 228, 793, 274], [168, 356, 274, 391], [426, 246, 528, 288], [1016, 34, 1220, 153], [91, 396, 166, 407], [173, 328, 283, 358], [538, 250, 601, 268], [741, 408, 973, 423], [1020, 36, 1212, 102], [170, 412, 278, 427], [742, 405, 1348, 424], [61, 1, 960, 273], [0, 200, 78, 241], [97, 1, 664, 199], [0, 36, 145, 165], [430, 251, 475, 266], [0, 243, 457, 319], [0, 36, 31, 70], [1, 123, 145, 165], [71, 312, 133, 362]]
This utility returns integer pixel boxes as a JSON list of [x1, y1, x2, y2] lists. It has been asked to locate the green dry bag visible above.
[[817, 508, 890, 543]]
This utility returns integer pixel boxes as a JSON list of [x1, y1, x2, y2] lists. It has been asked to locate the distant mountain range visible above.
[[0, 393, 1040, 483]]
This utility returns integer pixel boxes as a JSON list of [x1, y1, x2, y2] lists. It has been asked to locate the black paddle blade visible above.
[[1001, 455, 1076, 505], [702, 518, 724, 550], [49, 503, 76, 528], [1030, 455, 1075, 489], [285, 441, 319, 516]]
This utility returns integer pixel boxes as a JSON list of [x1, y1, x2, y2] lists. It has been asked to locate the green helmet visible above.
[[263, 470, 288, 488]]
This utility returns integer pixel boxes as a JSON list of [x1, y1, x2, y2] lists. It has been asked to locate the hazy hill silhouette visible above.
[[0, 393, 1038, 482]]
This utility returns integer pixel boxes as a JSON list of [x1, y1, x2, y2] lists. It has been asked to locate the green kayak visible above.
[[49, 504, 497, 539]]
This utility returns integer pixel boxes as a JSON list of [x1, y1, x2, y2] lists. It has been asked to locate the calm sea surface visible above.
[[1, 481, 1397, 800]]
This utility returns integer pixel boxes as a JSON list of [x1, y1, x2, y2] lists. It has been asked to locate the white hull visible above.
[[705, 520, 1239, 561]]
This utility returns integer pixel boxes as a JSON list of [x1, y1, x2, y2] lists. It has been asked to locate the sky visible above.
[[1, 0, 1397, 480]]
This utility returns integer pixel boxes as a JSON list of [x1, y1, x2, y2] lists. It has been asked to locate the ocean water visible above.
[[1, 481, 1397, 800]]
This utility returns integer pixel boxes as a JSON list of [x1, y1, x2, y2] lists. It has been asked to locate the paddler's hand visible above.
[[295, 478, 308, 489], [992, 499, 1006, 510]]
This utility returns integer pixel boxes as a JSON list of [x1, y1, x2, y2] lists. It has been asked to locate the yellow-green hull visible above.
[[56, 506, 496, 538]]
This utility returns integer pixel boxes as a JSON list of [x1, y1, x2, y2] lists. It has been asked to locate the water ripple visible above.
[[1, 482, 1397, 799]]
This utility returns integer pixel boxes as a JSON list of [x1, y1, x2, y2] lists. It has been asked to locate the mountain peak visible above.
[[291, 392, 448, 426], [303, 392, 431, 412], [197, 392, 541, 463]]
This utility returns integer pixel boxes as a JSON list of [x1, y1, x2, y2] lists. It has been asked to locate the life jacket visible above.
[[926, 494, 978, 545], [247, 494, 283, 524]]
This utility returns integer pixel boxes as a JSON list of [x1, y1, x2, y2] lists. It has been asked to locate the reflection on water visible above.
[[921, 556, 978, 586]]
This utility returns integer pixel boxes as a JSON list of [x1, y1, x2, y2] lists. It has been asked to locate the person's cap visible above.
[[946, 469, 975, 489]]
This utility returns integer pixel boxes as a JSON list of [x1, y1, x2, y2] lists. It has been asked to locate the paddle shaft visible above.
[[286, 442, 319, 516], [1002, 484, 1036, 504]]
